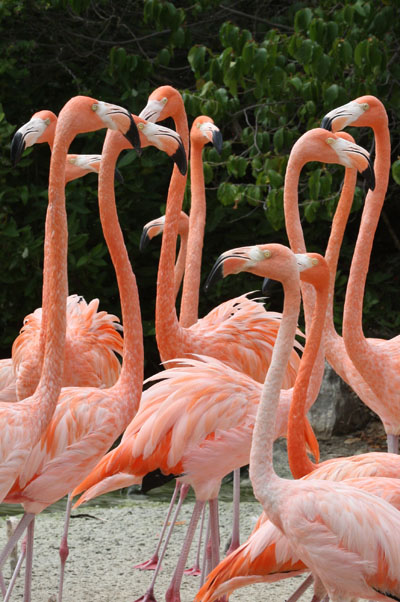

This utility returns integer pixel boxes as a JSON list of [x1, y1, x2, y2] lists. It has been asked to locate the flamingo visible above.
[[140, 211, 189, 303], [221, 242, 400, 602], [321, 95, 400, 454], [138, 86, 301, 386], [4, 119, 127, 402], [0, 94, 145, 601]]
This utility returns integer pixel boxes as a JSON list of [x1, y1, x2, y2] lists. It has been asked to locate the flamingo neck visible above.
[[283, 153, 315, 332], [249, 269, 301, 523], [155, 106, 190, 361], [343, 115, 390, 355], [287, 277, 329, 479], [35, 117, 69, 434], [179, 138, 206, 327], [98, 138, 143, 402], [174, 224, 188, 302]]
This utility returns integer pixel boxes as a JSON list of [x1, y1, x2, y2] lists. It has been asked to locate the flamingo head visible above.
[[134, 117, 187, 175], [205, 243, 316, 291], [291, 129, 375, 191], [10, 110, 57, 166], [191, 116, 223, 154], [140, 211, 189, 251], [139, 85, 183, 123], [321, 95, 386, 131], [66, 154, 123, 184]]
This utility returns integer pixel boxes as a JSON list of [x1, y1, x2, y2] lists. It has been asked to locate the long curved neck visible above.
[[283, 153, 315, 332], [287, 277, 329, 479], [155, 107, 190, 361], [179, 138, 205, 327], [34, 118, 69, 435], [249, 269, 301, 521], [174, 225, 188, 302], [343, 117, 390, 363], [98, 136, 143, 400]]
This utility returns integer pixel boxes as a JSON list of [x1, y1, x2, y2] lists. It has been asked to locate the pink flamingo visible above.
[[0, 95, 146, 601], [229, 242, 400, 601], [321, 95, 400, 454], [139, 86, 301, 385], [140, 211, 189, 303]]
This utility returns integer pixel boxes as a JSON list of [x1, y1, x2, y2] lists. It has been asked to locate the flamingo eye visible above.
[[44, 118, 50, 126], [162, 97, 168, 105], [326, 137, 334, 145], [361, 103, 369, 111], [91, 103, 98, 112], [137, 123, 144, 130], [311, 257, 319, 266], [263, 250, 271, 259]]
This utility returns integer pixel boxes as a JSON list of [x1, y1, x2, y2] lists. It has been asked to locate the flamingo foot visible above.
[[133, 555, 160, 571], [183, 565, 201, 576], [134, 589, 157, 602], [165, 586, 180, 602]]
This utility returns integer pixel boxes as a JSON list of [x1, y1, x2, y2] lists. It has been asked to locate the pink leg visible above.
[[165, 500, 205, 602], [184, 502, 206, 576], [199, 514, 211, 588], [3, 536, 27, 602], [0, 513, 34, 573], [225, 469, 240, 555], [134, 481, 181, 571], [387, 434, 398, 454], [58, 493, 73, 602], [23, 516, 35, 602], [208, 498, 220, 571], [134, 484, 190, 602], [285, 574, 314, 602]]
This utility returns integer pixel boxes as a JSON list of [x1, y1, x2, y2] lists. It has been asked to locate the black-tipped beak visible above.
[[212, 130, 223, 155], [10, 131, 26, 167], [124, 118, 142, 155], [114, 167, 124, 183], [139, 226, 151, 252], [320, 115, 333, 131], [361, 157, 376, 191], [172, 140, 187, 176], [204, 255, 225, 293]]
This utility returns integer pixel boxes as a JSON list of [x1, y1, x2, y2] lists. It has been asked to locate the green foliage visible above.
[[0, 0, 399, 374]]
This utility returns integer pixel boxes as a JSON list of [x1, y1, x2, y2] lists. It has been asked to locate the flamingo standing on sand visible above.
[[0, 94, 144, 601], [218, 242, 400, 601], [321, 95, 400, 454]]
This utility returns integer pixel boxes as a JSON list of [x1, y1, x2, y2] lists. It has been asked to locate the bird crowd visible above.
[[0, 86, 399, 602]]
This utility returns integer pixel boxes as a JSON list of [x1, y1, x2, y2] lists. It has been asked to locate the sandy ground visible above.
[[0, 419, 386, 602]]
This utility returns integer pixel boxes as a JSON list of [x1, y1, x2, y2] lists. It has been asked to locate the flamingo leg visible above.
[[58, 493, 73, 602], [134, 484, 190, 602], [0, 513, 34, 573], [3, 536, 27, 602], [23, 517, 34, 602], [134, 481, 181, 571], [184, 502, 206, 576], [199, 514, 211, 587], [387, 434, 398, 454], [208, 498, 220, 571], [165, 500, 205, 602], [224, 469, 240, 555], [285, 574, 314, 602]]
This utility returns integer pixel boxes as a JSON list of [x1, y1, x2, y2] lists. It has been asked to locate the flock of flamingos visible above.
[[0, 85, 398, 602]]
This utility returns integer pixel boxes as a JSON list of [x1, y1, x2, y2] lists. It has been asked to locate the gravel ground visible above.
[[0, 419, 387, 602]]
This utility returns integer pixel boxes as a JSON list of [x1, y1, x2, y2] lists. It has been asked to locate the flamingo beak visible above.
[[123, 117, 142, 155], [212, 130, 223, 155], [361, 156, 375, 191], [139, 226, 152, 251], [171, 139, 187, 176], [10, 131, 25, 166]]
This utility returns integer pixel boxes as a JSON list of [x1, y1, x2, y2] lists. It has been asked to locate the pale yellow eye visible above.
[[263, 250, 271, 259], [91, 103, 98, 112], [162, 97, 168, 105], [361, 103, 369, 111], [138, 123, 144, 130], [196, 122, 201, 128], [44, 118, 50, 126], [311, 257, 318, 266], [326, 137, 334, 145]]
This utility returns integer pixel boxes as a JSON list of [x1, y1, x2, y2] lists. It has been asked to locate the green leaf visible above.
[[294, 8, 313, 33], [308, 169, 321, 201], [325, 84, 339, 105], [354, 40, 368, 69], [188, 45, 206, 73], [391, 160, 400, 186], [267, 169, 283, 188], [304, 200, 319, 223], [273, 127, 285, 153], [297, 39, 314, 65]]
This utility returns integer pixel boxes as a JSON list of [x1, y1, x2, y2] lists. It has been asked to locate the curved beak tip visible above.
[[320, 115, 333, 131], [204, 261, 223, 293], [124, 119, 142, 154], [173, 144, 187, 176], [212, 130, 223, 155], [10, 132, 25, 167], [362, 164, 376, 191], [139, 229, 150, 252]]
